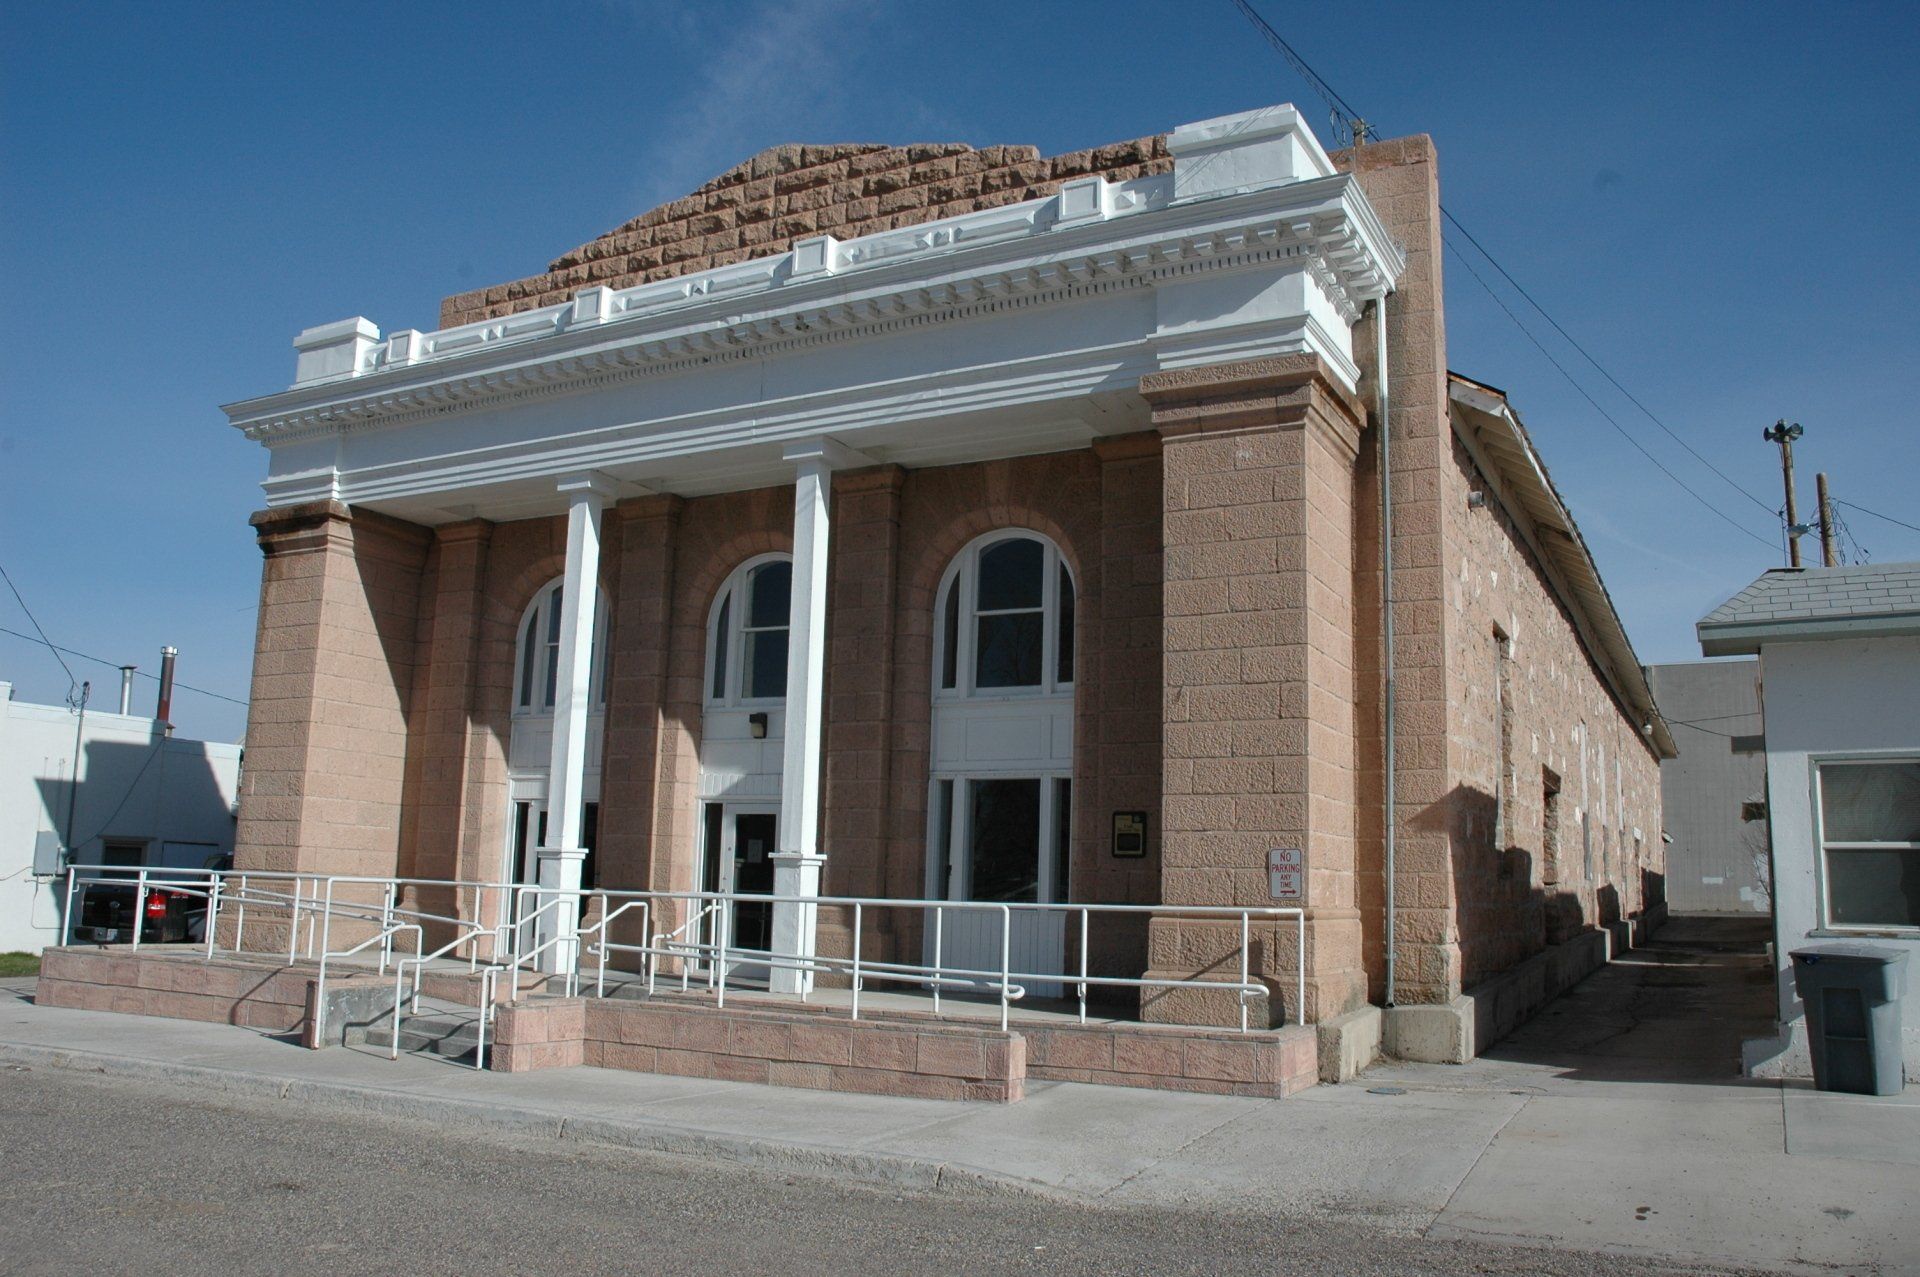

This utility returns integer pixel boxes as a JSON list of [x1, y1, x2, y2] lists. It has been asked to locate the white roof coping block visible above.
[[1166, 103, 1336, 202], [293, 316, 382, 385]]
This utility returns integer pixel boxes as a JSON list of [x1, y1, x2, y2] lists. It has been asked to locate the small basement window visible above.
[[1817, 759, 1920, 929]]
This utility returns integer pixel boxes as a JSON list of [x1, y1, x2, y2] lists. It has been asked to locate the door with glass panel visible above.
[[927, 775, 1070, 1000], [506, 797, 598, 959], [696, 802, 778, 981], [925, 530, 1077, 1003]]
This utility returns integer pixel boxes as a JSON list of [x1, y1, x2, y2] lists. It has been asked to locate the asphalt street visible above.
[[0, 1065, 1769, 1277]]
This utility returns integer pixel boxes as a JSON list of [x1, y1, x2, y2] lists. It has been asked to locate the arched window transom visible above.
[[513, 579, 610, 714], [935, 531, 1075, 698], [707, 555, 793, 705]]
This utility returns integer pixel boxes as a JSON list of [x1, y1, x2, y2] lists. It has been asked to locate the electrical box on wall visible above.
[[32, 831, 63, 877], [1112, 811, 1147, 857]]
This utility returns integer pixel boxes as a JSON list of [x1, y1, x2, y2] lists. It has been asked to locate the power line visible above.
[[0, 625, 249, 707], [1437, 210, 1778, 519], [1834, 507, 1870, 565], [1226, 0, 1781, 552], [1836, 498, 1920, 538], [1445, 241, 1779, 551], [0, 562, 80, 705], [1228, 0, 1365, 143]]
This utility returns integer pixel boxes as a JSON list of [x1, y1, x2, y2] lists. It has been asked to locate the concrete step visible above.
[[363, 1009, 488, 1066]]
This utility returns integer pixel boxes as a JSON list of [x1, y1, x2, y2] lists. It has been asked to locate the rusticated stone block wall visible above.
[[440, 136, 1172, 328]]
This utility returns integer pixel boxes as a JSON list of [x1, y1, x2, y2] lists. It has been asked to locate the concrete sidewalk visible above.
[[3, 919, 1915, 1275]]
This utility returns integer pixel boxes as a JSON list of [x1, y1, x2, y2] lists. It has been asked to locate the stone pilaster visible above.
[[599, 495, 683, 916], [1137, 356, 1367, 1027], [1343, 135, 1460, 1007], [234, 501, 430, 948], [399, 520, 492, 937]]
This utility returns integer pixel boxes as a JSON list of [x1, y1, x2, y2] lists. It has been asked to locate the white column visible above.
[[535, 472, 613, 974], [769, 439, 859, 994]]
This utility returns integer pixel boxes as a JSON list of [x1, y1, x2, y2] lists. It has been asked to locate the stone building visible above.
[[218, 103, 1670, 1077]]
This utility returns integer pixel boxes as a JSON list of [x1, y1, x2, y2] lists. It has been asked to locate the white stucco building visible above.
[[1698, 564, 1920, 1079], [1647, 660, 1769, 914], [0, 681, 242, 953]]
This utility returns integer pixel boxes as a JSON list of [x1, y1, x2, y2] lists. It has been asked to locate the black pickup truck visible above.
[[71, 857, 230, 945]]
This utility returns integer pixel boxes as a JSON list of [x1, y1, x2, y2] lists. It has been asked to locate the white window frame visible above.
[[932, 529, 1076, 703], [923, 773, 1072, 905], [704, 553, 794, 709], [1812, 753, 1920, 935], [511, 578, 611, 717]]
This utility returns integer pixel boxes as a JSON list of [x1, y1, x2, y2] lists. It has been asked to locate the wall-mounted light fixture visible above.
[[1466, 490, 1488, 510], [748, 712, 768, 740]]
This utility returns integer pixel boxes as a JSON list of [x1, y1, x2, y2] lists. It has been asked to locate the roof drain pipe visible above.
[[1373, 297, 1398, 1012]]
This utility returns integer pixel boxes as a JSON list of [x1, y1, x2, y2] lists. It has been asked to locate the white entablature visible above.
[[225, 104, 1404, 522]]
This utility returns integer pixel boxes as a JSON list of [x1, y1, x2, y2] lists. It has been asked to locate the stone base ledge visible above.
[[33, 945, 390, 1048], [494, 998, 1025, 1103], [1314, 1005, 1382, 1082], [1384, 907, 1666, 1065], [1022, 1021, 1317, 1097], [645, 985, 1319, 1099]]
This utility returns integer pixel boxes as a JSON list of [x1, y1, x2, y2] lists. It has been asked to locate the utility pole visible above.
[[1816, 472, 1838, 567], [1763, 420, 1806, 567]]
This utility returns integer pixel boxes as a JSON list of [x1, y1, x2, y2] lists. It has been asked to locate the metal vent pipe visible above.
[[157, 646, 178, 736], [118, 666, 136, 715]]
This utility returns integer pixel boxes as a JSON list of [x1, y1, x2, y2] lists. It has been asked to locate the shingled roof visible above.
[[439, 135, 1172, 330], [1697, 562, 1920, 654]]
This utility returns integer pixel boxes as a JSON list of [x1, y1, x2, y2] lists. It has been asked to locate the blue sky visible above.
[[4, 0, 1917, 742]]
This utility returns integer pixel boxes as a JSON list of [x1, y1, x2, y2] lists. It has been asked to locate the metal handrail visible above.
[[506, 890, 586, 999], [314, 922, 421, 1054], [395, 924, 508, 1071], [645, 900, 723, 995], [58, 865, 1311, 1040], [579, 897, 652, 999]]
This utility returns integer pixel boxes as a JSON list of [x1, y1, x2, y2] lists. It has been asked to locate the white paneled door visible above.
[[926, 774, 1070, 1000]]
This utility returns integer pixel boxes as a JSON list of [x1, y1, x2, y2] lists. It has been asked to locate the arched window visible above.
[[706, 555, 793, 705], [934, 531, 1075, 697], [513, 579, 611, 714]]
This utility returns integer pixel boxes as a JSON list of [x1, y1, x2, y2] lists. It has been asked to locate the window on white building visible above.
[[1818, 759, 1920, 929], [513, 580, 610, 714], [706, 555, 793, 705]]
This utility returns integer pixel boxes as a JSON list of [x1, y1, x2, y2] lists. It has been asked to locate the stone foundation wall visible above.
[[34, 946, 387, 1044], [492, 997, 1024, 1102], [1022, 1020, 1316, 1097]]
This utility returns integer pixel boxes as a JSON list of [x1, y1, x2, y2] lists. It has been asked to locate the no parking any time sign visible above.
[[1267, 847, 1304, 901]]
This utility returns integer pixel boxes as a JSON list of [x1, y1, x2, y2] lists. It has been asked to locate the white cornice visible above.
[[226, 170, 1404, 446]]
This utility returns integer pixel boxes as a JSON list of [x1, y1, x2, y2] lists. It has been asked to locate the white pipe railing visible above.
[[396, 924, 507, 1071], [57, 866, 1313, 1043], [314, 922, 421, 1054], [580, 896, 652, 1000]]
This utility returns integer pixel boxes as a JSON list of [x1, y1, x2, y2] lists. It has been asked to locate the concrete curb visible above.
[[0, 1041, 1054, 1202]]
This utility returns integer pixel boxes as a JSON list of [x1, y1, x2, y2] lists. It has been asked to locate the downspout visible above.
[[1373, 299, 1397, 1009]]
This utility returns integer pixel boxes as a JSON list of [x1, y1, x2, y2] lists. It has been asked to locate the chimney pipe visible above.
[[118, 666, 137, 715], [157, 646, 178, 736]]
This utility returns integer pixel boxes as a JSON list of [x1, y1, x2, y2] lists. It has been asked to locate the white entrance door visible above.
[[697, 802, 778, 980], [505, 796, 599, 960], [927, 775, 1070, 1000], [508, 798, 546, 957]]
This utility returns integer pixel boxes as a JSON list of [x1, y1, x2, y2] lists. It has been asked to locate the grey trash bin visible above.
[[1789, 944, 1908, 1096]]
